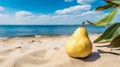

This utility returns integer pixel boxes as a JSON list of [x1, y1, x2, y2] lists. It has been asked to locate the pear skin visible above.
[[65, 22, 92, 58]]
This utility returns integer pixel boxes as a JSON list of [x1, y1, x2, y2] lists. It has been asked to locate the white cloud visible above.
[[81, 11, 101, 16], [0, 7, 119, 25], [0, 6, 4, 11], [77, 0, 96, 4], [0, 14, 16, 24], [117, 9, 120, 14], [65, 0, 73, 2], [55, 5, 91, 14], [80, 11, 107, 22], [15, 11, 32, 17], [0, 10, 108, 25], [110, 9, 120, 23]]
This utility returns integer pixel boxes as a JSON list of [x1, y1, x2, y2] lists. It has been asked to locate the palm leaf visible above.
[[110, 35, 120, 48], [94, 23, 120, 43], [95, 3, 116, 11], [87, 7, 119, 26]]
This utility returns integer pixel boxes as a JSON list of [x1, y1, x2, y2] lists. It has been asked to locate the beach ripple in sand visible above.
[[0, 35, 119, 67]]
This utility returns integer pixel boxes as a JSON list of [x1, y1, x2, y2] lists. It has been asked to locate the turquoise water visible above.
[[0, 25, 106, 37]]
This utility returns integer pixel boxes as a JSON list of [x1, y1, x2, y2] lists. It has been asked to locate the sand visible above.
[[0, 34, 120, 67]]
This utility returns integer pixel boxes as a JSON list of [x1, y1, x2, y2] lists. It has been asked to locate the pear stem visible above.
[[81, 22, 85, 27]]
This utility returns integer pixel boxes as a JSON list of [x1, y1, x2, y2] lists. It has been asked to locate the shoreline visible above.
[[0, 33, 101, 39]]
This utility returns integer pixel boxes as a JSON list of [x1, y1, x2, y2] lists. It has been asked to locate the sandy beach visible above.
[[0, 34, 120, 67]]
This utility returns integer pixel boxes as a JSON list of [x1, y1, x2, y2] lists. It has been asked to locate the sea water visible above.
[[0, 25, 106, 37]]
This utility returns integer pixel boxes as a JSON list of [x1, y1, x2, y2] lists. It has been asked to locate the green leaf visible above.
[[94, 23, 120, 43], [110, 35, 120, 48], [95, 3, 116, 11], [104, 0, 112, 3], [112, 0, 120, 4], [104, 0, 120, 5], [87, 7, 119, 26]]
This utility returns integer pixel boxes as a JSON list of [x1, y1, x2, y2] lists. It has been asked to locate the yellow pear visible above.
[[65, 22, 92, 58]]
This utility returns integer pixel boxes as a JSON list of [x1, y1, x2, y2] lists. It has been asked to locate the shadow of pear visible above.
[[82, 52, 101, 62], [95, 44, 109, 47], [73, 52, 101, 62], [97, 49, 120, 55]]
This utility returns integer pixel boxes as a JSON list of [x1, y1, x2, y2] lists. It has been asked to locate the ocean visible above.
[[0, 25, 106, 37]]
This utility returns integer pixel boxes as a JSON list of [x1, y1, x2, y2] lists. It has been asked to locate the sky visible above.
[[0, 0, 120, 25]]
